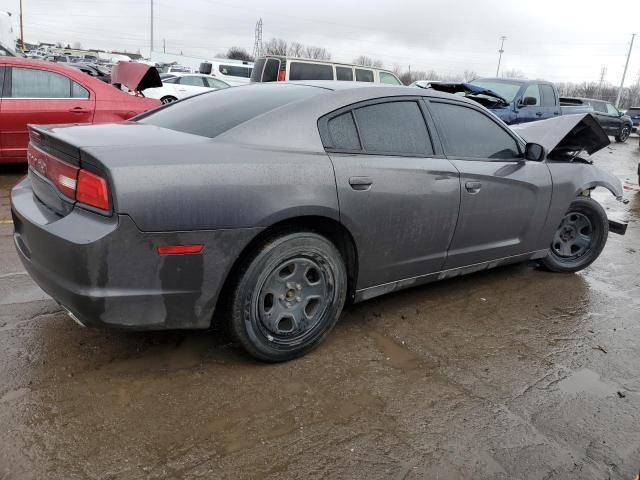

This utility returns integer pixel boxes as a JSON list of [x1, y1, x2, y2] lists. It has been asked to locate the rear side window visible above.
[[328, 112, 360, 150], [137, 84, 325, 138], [10, 67, 87, 98], [289, 62, 333, 81], [250, 58, 266, 81], [353, 101, 432, 155], [336, 66, 353, 81], [180, 76, 205, 87], [540, 84, 556, 107], [379, 72, 401, 85], [262, 58, 280, 82], [430, 102, 519, 159], [219, 65, 251, 78], [355, 69, 374, 82]]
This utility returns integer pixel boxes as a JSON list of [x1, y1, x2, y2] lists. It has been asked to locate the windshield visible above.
[[468, 80, 522, 103]]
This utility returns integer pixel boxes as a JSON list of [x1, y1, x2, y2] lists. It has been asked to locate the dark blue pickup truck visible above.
[[430, 78, 592, 125]]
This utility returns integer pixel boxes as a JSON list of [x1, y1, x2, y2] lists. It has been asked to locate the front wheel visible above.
[[160, 95, 177, 104], [615, 126, 630, 143], [540, 197, 608, 273], [229, 232, 347, 362]]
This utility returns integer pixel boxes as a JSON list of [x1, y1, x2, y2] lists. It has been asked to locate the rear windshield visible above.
[[627, 108, 640, 114], [136, 84, 325, 138]]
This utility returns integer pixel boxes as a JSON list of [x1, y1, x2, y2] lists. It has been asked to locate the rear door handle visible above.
[[349, 176, 373, 191], [465, 181, 482, 194], [69, 107, 90, 113]]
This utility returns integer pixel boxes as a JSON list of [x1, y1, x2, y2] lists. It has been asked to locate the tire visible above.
[[615, 126, 630, 143], [228, 232, 347, 362], [160, 96, 177, 104], [540, 197, 608, 273]]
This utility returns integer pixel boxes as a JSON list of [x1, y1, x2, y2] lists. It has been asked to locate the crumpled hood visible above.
[[110, 61, 162, 92], [511, 113, 610, 158], [429, 82, 508, 104]]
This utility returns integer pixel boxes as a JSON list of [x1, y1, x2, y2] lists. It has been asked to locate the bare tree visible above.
[[502, 69, 526, 79], [225, 47, 253, 62], [353, 55, 383, 68], [263, 38, 288, 56], [304, 45, 331, 60]]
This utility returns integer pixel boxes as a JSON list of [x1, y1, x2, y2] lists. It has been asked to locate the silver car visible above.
[[11, 82, 625, 362]]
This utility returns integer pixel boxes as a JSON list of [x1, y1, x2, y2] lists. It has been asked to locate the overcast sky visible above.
[[2, 0, 640, 85]]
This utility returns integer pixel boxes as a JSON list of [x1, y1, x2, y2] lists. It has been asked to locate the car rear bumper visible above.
[[11, 177, 261, 330]]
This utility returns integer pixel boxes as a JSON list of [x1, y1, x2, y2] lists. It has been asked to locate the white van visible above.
[[202, 60, 253, 86], [250, 56, 403, 85]]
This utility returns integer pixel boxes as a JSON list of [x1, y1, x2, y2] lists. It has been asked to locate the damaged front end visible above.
[[513, 114, 627, 235]]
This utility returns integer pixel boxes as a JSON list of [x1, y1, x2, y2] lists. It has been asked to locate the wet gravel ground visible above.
[[1, 138, 639, 480]]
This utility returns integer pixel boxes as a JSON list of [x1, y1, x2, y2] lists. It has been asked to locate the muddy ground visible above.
[[1, 138, 639, 480]]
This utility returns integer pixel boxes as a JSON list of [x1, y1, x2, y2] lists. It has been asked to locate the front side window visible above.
[[431, 102, 520, 159], [71, 81, 89, 98], [522, 84, 540, 106], [353, 101, 433, 155], [204, 77, 229, 89], [355, 69, 374, 82], [289, 62, 333, 81], [605, 103, 619, 115], [11, 68, 85, 98], [379, 72, 402, 85], [336, 66, 353, 81]]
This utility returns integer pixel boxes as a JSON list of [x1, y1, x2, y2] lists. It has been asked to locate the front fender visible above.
[[575, 165, 623, 200]]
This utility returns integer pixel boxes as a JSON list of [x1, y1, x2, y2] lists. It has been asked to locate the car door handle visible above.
[[68, 107, 90, 113], [349, 176, 373, 191], [553, 111, 560, 115], [465, 181, 482, 193], [535, 112, 544, 117]]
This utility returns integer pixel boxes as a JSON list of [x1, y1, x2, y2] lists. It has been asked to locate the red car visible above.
[[0, 57, 159, 164]]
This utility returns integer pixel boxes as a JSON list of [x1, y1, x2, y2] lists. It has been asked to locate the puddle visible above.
[[557, 369, 614, 397], [370, 332, 423, 370]]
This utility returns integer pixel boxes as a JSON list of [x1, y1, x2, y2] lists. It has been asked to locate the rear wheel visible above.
[[615, 126, 630, 143], [228, 232, 347, 362], [540, 197, 608, 273], [160, 95, 177, 104]]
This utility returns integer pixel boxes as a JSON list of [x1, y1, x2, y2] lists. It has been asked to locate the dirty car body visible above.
[[10, 82, 625, 348]]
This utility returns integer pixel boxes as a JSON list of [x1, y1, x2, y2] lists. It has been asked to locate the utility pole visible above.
[[496, 35, 506, 77], [252, 18, 263, 59], [615, 33, 635, 108], [597, 66, 607, 98], [149, 0, 154, 57], [163, 38, 166, 54], [19, 0, 24, 51]]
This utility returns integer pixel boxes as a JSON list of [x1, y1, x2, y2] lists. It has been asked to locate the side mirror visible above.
[[522, 96, 537, 106], [525, 143, 546, 161]]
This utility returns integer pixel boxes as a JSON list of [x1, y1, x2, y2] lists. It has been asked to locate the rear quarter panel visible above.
[[84, 141, 340, 232]]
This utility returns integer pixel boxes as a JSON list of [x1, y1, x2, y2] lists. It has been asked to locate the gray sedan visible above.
[[11, 82, 625, 362]]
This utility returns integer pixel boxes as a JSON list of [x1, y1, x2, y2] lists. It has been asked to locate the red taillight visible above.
[[157, 245, 204, 255], [27, 143, 110, 212], [76, 169, 110, 211], [28, 144, 79, 199], [277, 70, 286, 81]]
